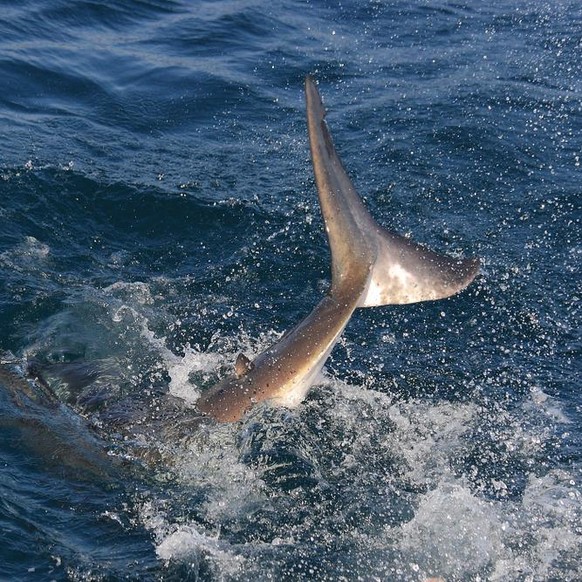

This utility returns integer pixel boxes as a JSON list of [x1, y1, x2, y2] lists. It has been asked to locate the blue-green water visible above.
[[0, 1, 580, 580]]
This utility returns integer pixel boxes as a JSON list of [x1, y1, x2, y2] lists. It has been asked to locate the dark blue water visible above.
[[1, 1, 580, 580]]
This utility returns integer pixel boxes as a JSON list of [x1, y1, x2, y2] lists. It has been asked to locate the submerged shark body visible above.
[[197, 77, 479, 423]]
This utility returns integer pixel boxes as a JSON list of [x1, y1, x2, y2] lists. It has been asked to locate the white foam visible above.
[[386, 399, 477, 486], [141, 502, 245, 576], [485, 469, 582, 580], [164, 346, 223, 405], [397, 482, 503, 578], [527, 385, 571, 424], [157, 524, 245, 575], [0, 236, 51, 272]]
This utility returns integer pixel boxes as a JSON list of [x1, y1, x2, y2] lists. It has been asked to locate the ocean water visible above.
[[0, 0, 580, 580]]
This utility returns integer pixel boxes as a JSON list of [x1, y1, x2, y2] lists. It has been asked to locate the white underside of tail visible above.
[[271, 320, 350, 408], [360, 262, 416, 307]]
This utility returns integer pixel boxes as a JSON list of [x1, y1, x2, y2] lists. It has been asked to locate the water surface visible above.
[[0, 1, 580, 580]]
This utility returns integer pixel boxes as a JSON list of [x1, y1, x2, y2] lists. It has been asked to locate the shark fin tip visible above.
[[234, 353, 254, 378]]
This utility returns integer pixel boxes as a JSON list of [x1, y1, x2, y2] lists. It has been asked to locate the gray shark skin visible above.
[[196, 76, 480, 423]]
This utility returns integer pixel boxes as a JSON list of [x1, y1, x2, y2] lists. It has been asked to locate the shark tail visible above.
[[305, 75, 479, 307], [358, 229, 480, 306]]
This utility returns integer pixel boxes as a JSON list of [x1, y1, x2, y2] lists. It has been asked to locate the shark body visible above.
[[196, 76, 479, 423]]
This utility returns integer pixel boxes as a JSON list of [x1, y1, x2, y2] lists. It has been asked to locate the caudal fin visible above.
[[305, 75, 479, 306], [360, 228, 480, 306]]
